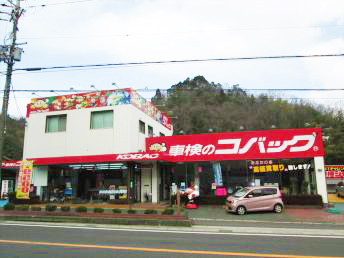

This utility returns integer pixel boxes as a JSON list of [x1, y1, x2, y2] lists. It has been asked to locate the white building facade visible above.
[[23, 89, 173, 203]]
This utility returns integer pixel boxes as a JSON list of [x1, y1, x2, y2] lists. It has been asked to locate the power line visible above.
[[6, 53, 344, 74], [1, 88, 344, 94], [26, 0, 96, 8]]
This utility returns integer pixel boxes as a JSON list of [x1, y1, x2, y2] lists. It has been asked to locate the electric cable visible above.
[[7, 53, 344, 74], [26, 0, 97, 8], [10, 82, 23, 118]]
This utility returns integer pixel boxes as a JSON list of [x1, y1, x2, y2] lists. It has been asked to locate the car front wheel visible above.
[[274, 204, 283, 213], [236, 206, 246, 215]]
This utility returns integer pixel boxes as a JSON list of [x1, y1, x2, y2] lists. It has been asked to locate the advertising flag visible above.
[[16, 160, 34, 199]]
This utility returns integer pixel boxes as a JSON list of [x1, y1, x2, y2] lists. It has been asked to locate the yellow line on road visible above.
[[0, 239, 341, 258]]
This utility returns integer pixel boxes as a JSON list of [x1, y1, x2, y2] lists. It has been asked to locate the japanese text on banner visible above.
[[16, 160, 34, 199]]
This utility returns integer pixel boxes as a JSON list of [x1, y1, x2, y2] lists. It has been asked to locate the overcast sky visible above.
[[1, 0, 344, 119]]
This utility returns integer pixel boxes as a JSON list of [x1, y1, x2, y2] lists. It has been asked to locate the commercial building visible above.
[[21, 88, 329, 205], [23, 88, 173, 203]]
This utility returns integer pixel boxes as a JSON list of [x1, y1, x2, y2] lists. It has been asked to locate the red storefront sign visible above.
[[1, 160, 21, 168], [30, 152, 162, 165], [325, 165, 344, 179], [146, 128, 324, 162]]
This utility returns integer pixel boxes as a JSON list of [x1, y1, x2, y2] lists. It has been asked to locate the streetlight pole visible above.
[[0, 0, 22, 195]]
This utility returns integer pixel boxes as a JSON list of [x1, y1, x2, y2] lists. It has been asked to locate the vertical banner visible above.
[[213, 163, 223, 186], [1, 180, 9, 198], [16, 160, 34, 199]]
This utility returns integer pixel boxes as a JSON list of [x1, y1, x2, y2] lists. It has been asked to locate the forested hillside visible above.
[[152, 76, 344, 164], [1, 116, 25, 161]]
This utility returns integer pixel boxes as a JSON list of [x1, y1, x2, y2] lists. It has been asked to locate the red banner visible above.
[[325, 165, 344, 179], [1, 160, 21, 168], [146, 128, 324, 162]]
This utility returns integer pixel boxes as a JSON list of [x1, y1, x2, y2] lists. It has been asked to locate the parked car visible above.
[[225, 186, 284, 215], [336, 182, 344, 198]]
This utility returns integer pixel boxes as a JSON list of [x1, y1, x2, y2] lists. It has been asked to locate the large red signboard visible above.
[[146, 128, 324, 162]]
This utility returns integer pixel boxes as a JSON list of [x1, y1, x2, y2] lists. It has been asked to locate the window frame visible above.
[[148, 125, 153, 137], [139, 120, 145, 134], [45, 114, 67, 133], [90, 110, 114, 129]]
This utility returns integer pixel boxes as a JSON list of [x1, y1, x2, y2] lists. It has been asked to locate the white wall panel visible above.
[[24, 104, 173, 159]]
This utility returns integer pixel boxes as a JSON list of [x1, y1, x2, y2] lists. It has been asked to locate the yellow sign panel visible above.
[[16, 160, 34, 199]]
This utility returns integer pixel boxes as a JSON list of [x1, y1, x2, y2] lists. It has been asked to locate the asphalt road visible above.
[[0, 223, 343, 258]]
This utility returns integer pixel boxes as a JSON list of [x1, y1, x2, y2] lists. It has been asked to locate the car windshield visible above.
[[233, 187, 250, 197]]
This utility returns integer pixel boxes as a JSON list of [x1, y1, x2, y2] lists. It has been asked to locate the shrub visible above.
[[161, 208, 175, 215], [3, 203, 15, 210], [144, 209, 158, 214], [127, 209, 137, 214], [112, 209, 122, 214], [45, 204, 57, 212], [16, 205, 29, 211], [76, 206, 87, 213], [282, 195, 323, 205], [60, 206, 70, 212], [31, 206, 42, 211], [94, 207, 104, 213]]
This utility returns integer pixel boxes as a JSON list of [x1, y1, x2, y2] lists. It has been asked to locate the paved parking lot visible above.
[[187, 204, 344, 225]]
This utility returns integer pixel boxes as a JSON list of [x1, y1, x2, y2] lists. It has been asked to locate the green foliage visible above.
[[45, 204, 57, 212], [112, 209, 122, 214], [93, 207, 104, 213], [127, 209, 137, 214], [2, 116, 25, 160], [152, 76, 344, 163], [144, 209, 158, 214], [75, 206, 87, 213], [161, 208, 175, 215], [16, 205, 29, 211], [3, 203, 15, 210], [60, 206, 70, 212], [31, 206, 41, 211]]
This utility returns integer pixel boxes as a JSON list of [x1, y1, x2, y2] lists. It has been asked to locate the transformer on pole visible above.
[[0, 0, 23, 195]]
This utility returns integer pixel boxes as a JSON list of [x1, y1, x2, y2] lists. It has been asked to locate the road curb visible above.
[[2, 220, 344, 237]]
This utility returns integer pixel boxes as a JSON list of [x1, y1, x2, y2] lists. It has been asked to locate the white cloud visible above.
[[1, 0, 344, 117]]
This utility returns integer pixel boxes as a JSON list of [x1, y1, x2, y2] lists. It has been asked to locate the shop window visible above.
[[148, 125, 153, 137], [46, 114, 67, 133], [139, 120, 145, 134], [90, 110, 113, 129]]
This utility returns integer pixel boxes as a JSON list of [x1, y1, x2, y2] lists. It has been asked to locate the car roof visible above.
[[244, 186, 279, 190]]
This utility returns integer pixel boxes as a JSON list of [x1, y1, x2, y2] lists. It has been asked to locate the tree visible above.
[[1, 116, 25, 160], [151, 76, 344, 164]]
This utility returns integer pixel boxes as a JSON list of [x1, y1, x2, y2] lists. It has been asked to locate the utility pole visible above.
[[0, 0, 22, 195]]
